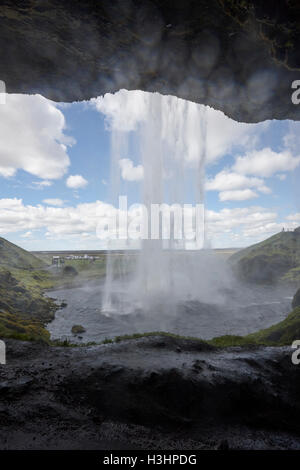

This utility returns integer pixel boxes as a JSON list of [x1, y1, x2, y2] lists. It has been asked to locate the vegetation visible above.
[[0, 310, 50, 342], [0, 238, 58, 342], [0, 239, 136, 342], [229, 229, 300, 284], [71, 324, 86, 334], [0, 233, 300, 348], [243, 306, 300, 346], [0, 237, 45, 270], [48, 258, 107, 288]]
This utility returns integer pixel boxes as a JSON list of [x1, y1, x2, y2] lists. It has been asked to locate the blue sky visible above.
[[0, 90, 300, 250]]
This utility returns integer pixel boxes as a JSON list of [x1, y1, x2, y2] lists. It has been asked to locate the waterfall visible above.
[[101, 91, 211, 316]]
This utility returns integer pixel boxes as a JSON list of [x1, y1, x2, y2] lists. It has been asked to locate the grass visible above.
[[47, 255, 138, 289], [10, 267, 56, 291], [0, 266, 58, 342], [244, 306, 300, 346], [281, 266, 300, 284], [0, 310, 50, 342], [229, 230, 300, 284], [0, 237, 45, 270]]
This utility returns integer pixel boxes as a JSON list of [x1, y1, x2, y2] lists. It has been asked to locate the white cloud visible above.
[[43, 198, 64, 207], [205, 107, 267, 164], [206, 206, 277, 231], [206, 171, 270, 193], [66, 175, 88, 189], [0, 198, 296, 249], [119, 158, 144, 181], [92, 90, 268, 166], [233, 147, 300, 177], [205, 206, 283, 246], [242, 222, 298, 238], [206, 170, 271, 201], [0, 94, 74, 179], [219, 189, 258, 201], [21, 231, 33, 238], [286, 213, 300, 222], [31, 180, 53, 189]]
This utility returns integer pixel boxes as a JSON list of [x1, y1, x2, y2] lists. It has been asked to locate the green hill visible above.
[[229, 228, 300, 284], [0, 237, 57, 342], [0, 237, 45, 269]]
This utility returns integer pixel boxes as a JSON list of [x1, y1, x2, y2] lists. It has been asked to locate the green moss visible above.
[[71, 324, 86, 334], [209, 335, 256, 347], [0, 311, 50, 342], [113, 331, 205, 343], [0, 267, 57, 323], [244, 306, 300, 346]]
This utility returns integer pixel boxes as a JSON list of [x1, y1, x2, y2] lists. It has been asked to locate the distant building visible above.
[[294, 227, 300, 234], [52, 256, 64, 267]]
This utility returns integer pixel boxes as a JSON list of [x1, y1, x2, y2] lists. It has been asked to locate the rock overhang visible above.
[[1, 0, 300, 122]]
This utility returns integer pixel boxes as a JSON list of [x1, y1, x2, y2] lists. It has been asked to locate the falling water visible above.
[[101, 91, 223, 318]]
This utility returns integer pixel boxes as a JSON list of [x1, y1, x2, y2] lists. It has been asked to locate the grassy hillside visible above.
[[0, 237, 45, 269], [0, 237, 58, 342], [209, 306, 300, 347], [229, 229, 300, 284]]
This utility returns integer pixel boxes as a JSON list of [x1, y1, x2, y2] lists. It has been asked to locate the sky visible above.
[[0, 90, 300, 251]]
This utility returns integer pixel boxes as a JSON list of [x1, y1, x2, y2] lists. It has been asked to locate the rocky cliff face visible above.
[[230, 230, 300, 284], [1, 0, 300, 122]]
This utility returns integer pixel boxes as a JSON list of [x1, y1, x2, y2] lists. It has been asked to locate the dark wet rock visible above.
[[216, 439, 229, 450], [292, 288, 300, 309], [1, 336, 300, 449], [1, 0, 300, 122]]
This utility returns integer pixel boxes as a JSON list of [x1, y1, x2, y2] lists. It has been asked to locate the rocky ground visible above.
[[1, 335, 300, 450]]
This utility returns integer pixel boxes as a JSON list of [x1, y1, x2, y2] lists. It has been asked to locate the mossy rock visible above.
[[71, 324, 86, 335]]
